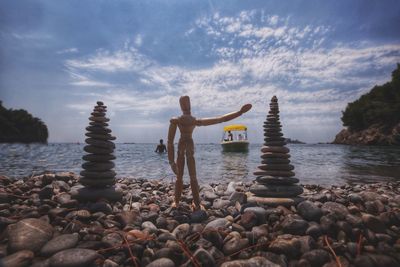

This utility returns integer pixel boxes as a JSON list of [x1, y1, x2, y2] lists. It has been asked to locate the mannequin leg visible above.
[[174, 142, 185, 205], [186, 141, 201, 209]]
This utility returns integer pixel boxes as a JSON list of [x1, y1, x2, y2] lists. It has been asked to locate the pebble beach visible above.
[[1, 172, 400, 267]]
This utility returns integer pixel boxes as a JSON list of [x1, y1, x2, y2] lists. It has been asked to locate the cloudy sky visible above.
[[1, 0, 400, 143]]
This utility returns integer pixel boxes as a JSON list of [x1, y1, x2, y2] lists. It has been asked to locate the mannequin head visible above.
[[179, 95, 191, 114]]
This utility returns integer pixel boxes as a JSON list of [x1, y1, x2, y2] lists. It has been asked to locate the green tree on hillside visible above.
[[341, 64, 400, 131], [0, 101, 48, 143]]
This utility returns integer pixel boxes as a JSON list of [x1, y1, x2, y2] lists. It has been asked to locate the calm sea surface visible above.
[[0, 143, 399, 186]]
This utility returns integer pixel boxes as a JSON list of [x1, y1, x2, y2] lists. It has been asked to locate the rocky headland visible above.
[[333, 64, 400, 146], [333, 123, 400, 146], [1, 172, 400, 267], [0, 101, 48, 144]]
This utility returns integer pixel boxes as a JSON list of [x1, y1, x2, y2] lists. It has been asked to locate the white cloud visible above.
[[65, 48, 151, 72], [12, 32, 52, 40], [57, 48, 78, 54], [134, 34, 143, 47], [67, 71, 111, 87], [63, 10, 400, 141]]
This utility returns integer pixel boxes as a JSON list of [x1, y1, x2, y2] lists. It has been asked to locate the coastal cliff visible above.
[[334, 64, 400, 145], [333, 123, 400, 145], [0, 101, 48, 143]]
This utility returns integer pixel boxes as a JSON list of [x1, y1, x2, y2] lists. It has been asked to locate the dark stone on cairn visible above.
[[73, 101, 122, 201], [249, 96, 303, 206], [85, 132, 116, 141]]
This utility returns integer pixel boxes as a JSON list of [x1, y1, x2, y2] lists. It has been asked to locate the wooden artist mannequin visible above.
[[168, 96, 252, 210]]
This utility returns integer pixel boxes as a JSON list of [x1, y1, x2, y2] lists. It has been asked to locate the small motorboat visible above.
[[221, 124, 249, 152]]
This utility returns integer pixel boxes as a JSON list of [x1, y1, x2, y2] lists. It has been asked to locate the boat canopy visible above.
[[223, 124, 247, 131]]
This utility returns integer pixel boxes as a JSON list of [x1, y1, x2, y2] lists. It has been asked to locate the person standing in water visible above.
[[155, 139, 167, 153], [168, 96, 252, 210]]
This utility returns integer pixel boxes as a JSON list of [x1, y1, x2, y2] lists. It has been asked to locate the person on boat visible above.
[[155, 139, 167, 153], [238, 134, 243, 141], [228, 131, 233, 141], [168, 95, 252, 210]]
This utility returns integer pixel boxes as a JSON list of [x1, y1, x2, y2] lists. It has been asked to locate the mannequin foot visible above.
[[191, 202, 205, 211]]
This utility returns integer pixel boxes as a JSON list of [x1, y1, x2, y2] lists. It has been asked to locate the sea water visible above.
[[1, 143, 399, 186]]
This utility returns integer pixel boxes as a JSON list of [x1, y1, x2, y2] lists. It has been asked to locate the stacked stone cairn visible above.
[[74, 101, 122, 201], [248, 96, 303, 206]]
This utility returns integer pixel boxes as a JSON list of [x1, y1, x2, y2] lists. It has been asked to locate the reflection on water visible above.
[[340, 145, 400, 184], [219, 150, 250, 182], [0, 143, 399, 186]]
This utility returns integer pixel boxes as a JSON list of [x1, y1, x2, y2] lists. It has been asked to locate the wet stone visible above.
[[223, 234, 249, 255], [2, 250, 34, 267], [71, 186, 122, 201], [256, 176, 299, 185], [220, 256, 279, 267], [7, 218, 54, 253], [301, 249, 331, 267], [362, 214, 386, 233], [321, 202, 349, 220], [79, 177, 115, 187], [85, 133, 116, 141], [49, 248, 100, 267], [188, 248, 216, 267], [247, 196, 300, 207], [261, 146, 290, 154], [172, 223, 190, 240], [81, 161, 115, 171], [80, 170, 116, 179], [264, 137, 286, 142], [268, 235, 301, 258], [306, 224, 323, 239], [205, 218, 231, 230], [89, 122, 108, 127], [260, 153, 290, 159], [250, 184, 303, 197], [102, 232, 123, 248], [83, 145, 114, 154], [145, 258, 175, 267], [40, 233, 79, 256], [82, 154, 116, 162], [204, 191, 218, 201], [297, 200, 323, 221], [228, 191, 246, 204], [213, 199, 231, 209], [90, 112, 106, 117], [85, 138, 115, 149], [243, 206, 266, 220], [260, 158, 291, 164], [190, 210, 208, 223], [240, 211, 258, 230], [85, 126, 112, 133], [253, 169, 295, 177], [257, 164, 294, 171], [263, 132, 283, 137], [281, 217, 309, 235]]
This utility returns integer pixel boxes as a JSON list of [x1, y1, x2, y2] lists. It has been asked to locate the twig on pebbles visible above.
[[121, 233, 140, 267], [128, 194, 133, 211], [177, 239, 201, 267], [357, 233, 363, 256], [324, 235, 342, 267]]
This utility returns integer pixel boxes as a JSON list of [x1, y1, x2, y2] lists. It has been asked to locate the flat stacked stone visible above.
[[73, 101, 122, 201], [248, 96, 303, 206]]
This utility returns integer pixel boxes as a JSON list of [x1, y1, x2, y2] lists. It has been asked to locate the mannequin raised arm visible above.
[[196, 104, 252, 126], [167, 118, 178, 174]]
